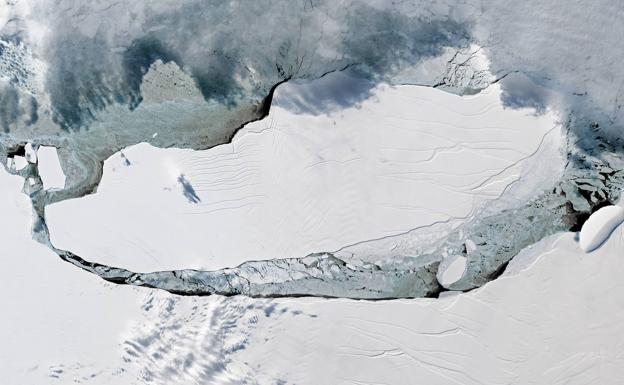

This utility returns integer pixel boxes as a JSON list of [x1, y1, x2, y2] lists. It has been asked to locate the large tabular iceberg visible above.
[[45, 80, 560, 273]]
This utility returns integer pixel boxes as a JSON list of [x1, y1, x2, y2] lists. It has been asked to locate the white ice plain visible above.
[[45, 82, 562, 272]]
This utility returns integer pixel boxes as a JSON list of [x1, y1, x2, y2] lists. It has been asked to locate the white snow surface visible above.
[[37, 145, 66, 189], [46, 83, 561, 271], [579, 205, 624, 252]]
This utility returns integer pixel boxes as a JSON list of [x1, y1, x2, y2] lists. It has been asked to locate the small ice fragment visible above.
[[13, 156, 28, 170], [465, 239, 477, 254], [25, 143, 37, 163], [152, 132, 158, 138], [579, 205, 624, 252], [437, 255, 467, 288], [438, 291, 460, 299]]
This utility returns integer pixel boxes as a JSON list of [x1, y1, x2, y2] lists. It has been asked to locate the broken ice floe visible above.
[[24, 142, 36, 163]]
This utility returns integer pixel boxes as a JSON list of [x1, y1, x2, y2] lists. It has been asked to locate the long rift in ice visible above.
[[20, 144, 444, 299], [2, 45, 623, 299], [14, 148, 624, 299], [50, 154, 624, 297], [5, 89, 624, 300]]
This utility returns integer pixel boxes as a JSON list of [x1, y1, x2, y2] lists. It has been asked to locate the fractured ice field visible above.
[[46, 78, 562, 273]]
